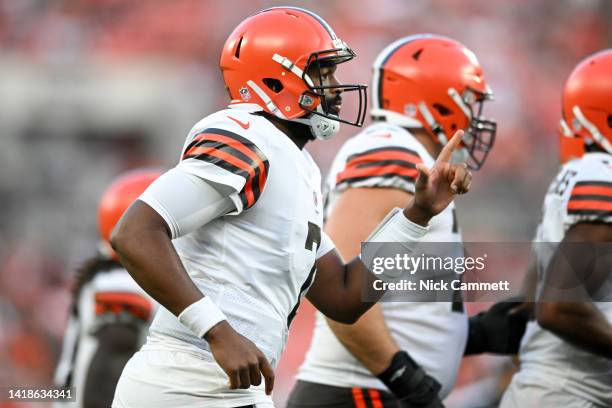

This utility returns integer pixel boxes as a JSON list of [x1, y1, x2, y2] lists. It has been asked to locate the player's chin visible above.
[[328, 105, 341, 116]]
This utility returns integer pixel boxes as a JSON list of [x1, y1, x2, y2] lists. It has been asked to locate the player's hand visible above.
[[398, 378, 445, 408], [403, 130, 471, 226], [464, 296, 530, 355], [378, 351, 445, 408], [205, 321, 275, 395]]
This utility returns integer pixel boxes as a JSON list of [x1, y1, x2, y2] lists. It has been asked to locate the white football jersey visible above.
[[54, 260, 156, 408], [517, 152, 612, 406], [143, 104, 334, 369], [297, 122, 467, 397]]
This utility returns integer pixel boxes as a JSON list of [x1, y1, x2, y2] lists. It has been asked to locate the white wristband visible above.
[[365, 207, 429, 279], [178, 297, 227, 338], [367, 207, 429, 242]]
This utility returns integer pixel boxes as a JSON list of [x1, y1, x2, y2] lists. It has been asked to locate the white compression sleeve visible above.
[[365, 207, 429, 280], [139, 166, 236, 239], [317, 231, 336, 260]]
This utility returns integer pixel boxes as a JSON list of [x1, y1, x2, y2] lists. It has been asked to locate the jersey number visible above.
[[288, 222, 322, 327], [305, 222, 322, 252], [553, 169, 577, 196]]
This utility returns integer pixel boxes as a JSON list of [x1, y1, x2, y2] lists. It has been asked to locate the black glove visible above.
[[464, 296, 529, 355], [377, 351, 444, 408]]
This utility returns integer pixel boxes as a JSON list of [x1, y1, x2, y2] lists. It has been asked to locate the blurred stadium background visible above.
[[0, 0, 610, 406]]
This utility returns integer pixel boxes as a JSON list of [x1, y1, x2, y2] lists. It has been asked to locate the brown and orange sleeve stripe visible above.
[[182, 128, 269, 210], [336, 146, 422, 190], [568, 180, 612, 216]]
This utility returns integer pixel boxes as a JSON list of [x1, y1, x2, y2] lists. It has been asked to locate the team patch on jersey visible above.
[[182, 128, 270, 209], [335, 146, 421, 192], [95, 291, 153, 321]]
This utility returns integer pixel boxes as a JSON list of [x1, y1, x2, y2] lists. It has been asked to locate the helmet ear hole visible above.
[[607, 114, 612, 129], [263, 78, 284, 93], [432, 103, 452, 116]]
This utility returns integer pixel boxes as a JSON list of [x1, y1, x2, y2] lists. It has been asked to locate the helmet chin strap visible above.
[[292, 106, 340, 140]]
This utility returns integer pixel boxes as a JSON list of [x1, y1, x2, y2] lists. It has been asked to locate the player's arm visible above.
[[322, 188, 407, 373], [110, 168, 275, 394], [111, 200, 203, 316], [462, 247, 534, 356], [308, 130, 470, 322], [321, 187, 444, 406], [536, 222, 612, 359]]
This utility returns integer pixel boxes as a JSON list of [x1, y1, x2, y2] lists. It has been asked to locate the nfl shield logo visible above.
[[239, 87, 251, 101]]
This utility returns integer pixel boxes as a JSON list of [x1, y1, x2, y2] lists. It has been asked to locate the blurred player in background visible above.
[[108, 8, 472, 408], [54, 169, 159, 408], [290, 35, 527, 408], [501, 50, 612, 408]]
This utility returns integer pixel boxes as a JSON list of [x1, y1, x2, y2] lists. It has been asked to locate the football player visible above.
[[54, 169, 159, 408], [109, 9, 472, 408], [289, 35, 527, 408], [500, 50, 612, 408]]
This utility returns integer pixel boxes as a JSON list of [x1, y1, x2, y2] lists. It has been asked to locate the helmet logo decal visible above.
[[300, 94, 315, 107], [239, 87, 252, 101]]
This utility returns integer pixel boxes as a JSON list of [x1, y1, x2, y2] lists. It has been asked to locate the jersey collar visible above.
[[227, 103, 263, 113]]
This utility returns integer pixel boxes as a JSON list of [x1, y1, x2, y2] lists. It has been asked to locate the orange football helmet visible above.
[[220, 7, 367, 140], [97, 169, 162, 258], [371, 34, 496, 170], [562, 49, 612, 155]]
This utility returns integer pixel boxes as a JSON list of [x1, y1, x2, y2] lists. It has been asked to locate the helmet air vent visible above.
[[412, 48, 424, 61], [433, 103, 452, 116], [235, 36, 244, 59]]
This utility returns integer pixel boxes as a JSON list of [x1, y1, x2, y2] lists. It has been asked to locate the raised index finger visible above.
[[436, 129, 465, 164]]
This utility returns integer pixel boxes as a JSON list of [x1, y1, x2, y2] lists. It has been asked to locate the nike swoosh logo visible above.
[[377, 133, 392, 138], [227, 116, 250, 130], [389, 366, 406, 382]]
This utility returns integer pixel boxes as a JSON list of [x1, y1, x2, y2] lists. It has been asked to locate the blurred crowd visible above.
[[0, 0, 610, 406]]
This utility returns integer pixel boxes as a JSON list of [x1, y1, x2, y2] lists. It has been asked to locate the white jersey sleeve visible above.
[[540, 153, 612, 242], [139, 167, 235, 239], [177, 110, 270, 214], [328, 123, 425, 195]]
